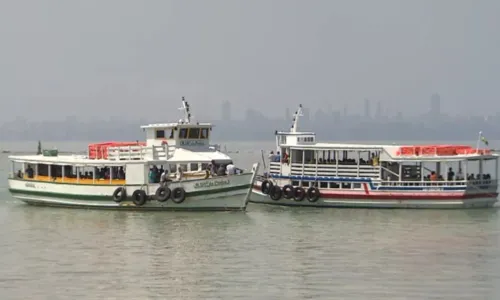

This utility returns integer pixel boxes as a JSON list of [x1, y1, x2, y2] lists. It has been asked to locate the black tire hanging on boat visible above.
[[171, 187, 186, 204], [293, 187, 306, 202], [261, 180, 273, 195], [306, 187, 320, 202], [269, 185, 282, 201], [112, 187, 127, 202], [132, 190, 147, 206], [283, 184, 294, 199], [155, 186, 171, 202]]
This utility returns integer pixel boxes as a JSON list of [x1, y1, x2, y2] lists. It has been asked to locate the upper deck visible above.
[[273, 104, 496, 162]]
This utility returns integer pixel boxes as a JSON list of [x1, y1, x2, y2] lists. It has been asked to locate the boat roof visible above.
[[9, 148, 232, 166], [140, 122, 213, 129], [280, 142, 498, 160]]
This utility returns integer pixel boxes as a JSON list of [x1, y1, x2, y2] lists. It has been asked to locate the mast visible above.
[[290, 104, 303, 133], [178, 97, 192, 124]]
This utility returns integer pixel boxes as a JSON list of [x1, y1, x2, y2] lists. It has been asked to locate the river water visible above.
[[1, 141, 500, 299]]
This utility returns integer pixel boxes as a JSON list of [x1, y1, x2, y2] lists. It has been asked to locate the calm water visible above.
[[1, 141, 500, 299]]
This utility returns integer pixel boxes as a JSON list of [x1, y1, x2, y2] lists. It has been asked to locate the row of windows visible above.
[[155, 127, 210, 140], [292, 180, 362, 189], [297, 136, 314, 143]]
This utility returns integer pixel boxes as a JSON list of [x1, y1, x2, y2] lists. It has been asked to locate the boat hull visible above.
[[250, 181, 498, 209], [7, 165, 259, 211]]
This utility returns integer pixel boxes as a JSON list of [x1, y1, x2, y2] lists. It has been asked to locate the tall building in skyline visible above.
[[364, 98, 371, 119], [375, 101, 382, 119]]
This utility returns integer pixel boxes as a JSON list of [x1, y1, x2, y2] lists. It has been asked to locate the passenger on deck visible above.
[[216, 164, 226, 176], [160, 168, 169, 186], [456, 168, 463, 180], [447, 167, 455, 181], [268, 151, 275, 161], [25, 165, 34, 178], [430, 171, 437, 181], [210, 161, 217, 176], [226, 162, 235, 175], [176, 166, 184, 181]]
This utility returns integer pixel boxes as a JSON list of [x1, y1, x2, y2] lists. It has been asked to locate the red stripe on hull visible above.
[[252, 186, 497, 200]]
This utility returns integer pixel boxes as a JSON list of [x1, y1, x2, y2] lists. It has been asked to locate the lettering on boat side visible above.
[[25, 183, 36, 188], [194, 179, 230, 189], [180, 140, 205, 146]]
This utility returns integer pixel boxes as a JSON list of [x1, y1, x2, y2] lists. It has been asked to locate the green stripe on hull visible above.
[[9, 184, 251, 202], [20, 201, 246, 211]]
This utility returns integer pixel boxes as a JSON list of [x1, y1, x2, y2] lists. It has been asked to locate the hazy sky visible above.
[[1, 0, 499, 122]]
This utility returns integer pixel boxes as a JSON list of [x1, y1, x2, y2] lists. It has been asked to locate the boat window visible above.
[[201, 163, 209, 170], [292, 180, 300, 186], [179, 128, 188, 139], [179, 164, 188, 172], [319, 182, 328, 188], [200, 128, 209, 139], [169, 129, 174, 138], [304, 150, 315, 164], [352, 183, 361, 189], [330, 182, 340, 188], [188, 128, 201, 139], [301, 181, 310, 187], [190, 163, 199, 171], [169, 164, 177, 173], [155, 129, 165, 139], [291, 150, 304, 163]]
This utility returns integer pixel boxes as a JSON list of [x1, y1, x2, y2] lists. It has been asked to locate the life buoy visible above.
[[171, 187, 186, 204], [269, 185, 282, 201], [155, 186, 171, 202], [112, 187, 127, 202], [306, 187, 320, 202], [132, 189, 147, 206], [293, 187, 306, 201], [261, 180, 273, 195], [282, 184, 294, 199]]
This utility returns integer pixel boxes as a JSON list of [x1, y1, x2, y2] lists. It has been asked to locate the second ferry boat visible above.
[[250, 105, 498, 208]]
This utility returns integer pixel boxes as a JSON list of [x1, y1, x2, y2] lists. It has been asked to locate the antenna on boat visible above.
[[178, 97, 192, 124], [290, 104, 303, 133]]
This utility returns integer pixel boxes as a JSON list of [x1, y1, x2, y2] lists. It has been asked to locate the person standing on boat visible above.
[[226, 162, 235, 175], [176, 166, 184, 181], [447, 167, 455, 181]]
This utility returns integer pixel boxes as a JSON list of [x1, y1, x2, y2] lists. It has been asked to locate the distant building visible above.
[[375, 101, 382, 119], [364, 98, 371, 119]]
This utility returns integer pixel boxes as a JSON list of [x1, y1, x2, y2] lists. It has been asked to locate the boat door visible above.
[[280, 147, 291, 176]]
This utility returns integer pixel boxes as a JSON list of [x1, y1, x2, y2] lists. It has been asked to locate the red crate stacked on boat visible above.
[[88, 141, 146, 159], [397, 145, 485, 156]]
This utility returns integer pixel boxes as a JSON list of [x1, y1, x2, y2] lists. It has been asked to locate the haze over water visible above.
[[1, 141, 500, 299]]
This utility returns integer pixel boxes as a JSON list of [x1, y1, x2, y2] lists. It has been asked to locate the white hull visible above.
[[8, 165, 259, 211], [250, 189, 497, 209]]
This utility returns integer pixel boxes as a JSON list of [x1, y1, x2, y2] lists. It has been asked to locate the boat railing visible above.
[[106, 145, 172, 161], [289, 163, 380, 178], [375, 179, 497, 188]]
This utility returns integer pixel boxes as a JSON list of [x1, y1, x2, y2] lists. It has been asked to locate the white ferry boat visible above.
[[8, 98, 259, 211], [250, 105, 498, 209]]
